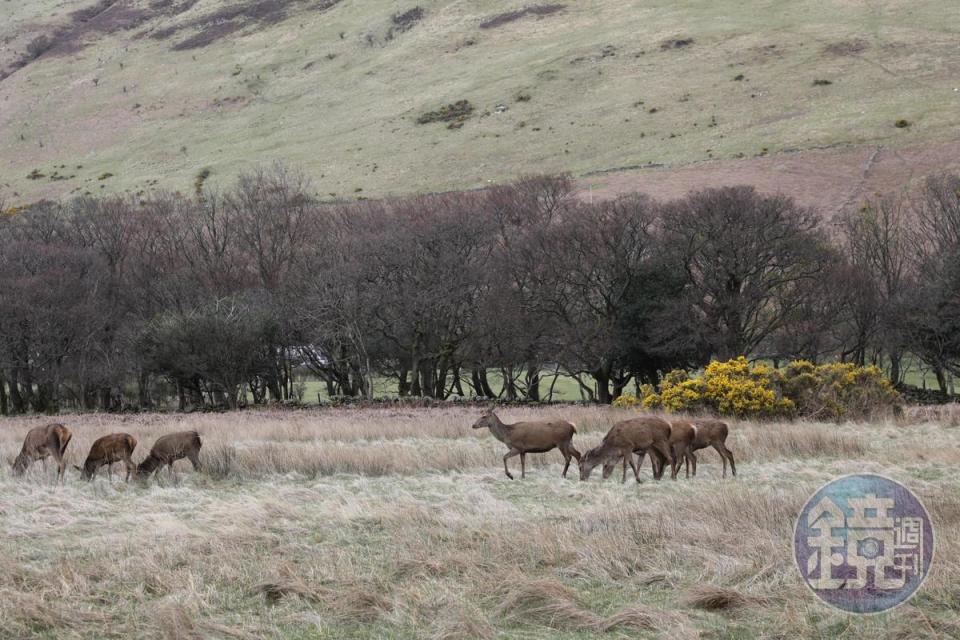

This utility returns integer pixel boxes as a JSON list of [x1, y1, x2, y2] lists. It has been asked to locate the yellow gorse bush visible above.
[[623, 357, 899, 420]]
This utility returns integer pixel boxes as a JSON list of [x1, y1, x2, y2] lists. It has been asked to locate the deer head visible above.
[[471, 409, 498, 430], [579, 446, 610, 481]]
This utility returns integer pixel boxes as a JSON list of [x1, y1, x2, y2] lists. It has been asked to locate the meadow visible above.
[[3, 0, 960, 204], [2, 405, 959, 639]]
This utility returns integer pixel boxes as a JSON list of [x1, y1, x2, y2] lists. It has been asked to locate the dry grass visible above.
[[1, 405, 959, 638]]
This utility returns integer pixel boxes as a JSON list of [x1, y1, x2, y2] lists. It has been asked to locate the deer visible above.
[[75, 433, 138, 482], [472, 409, 580, 479], [11, 423, 72, 481], [618, 419, 696, 480], [136, 431, 203, 480], [686, 418, 737, 478], [579, 416, 673, 482]]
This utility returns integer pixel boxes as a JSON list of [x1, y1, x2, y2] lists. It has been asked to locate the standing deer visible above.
[[580, 416, 673, 482], [136, 431, 203, 480], [686, 419, 737, 478], [472, 409, 580, 479], [76, 433, 138, 482], [11, 423, 72, 481]]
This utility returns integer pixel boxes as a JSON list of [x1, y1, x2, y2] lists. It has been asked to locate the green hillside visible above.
[[2, 0, 959, 204]]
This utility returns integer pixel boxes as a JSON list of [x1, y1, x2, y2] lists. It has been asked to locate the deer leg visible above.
[[660, 443, 675, 480], [670, 445, 685, 480], [559, 442, 580, 478], [651, 443, 672, 480], [187, 452, 202, 472], [717, 443, 736, 477], [560, 450, 572, 478], [559, 443, 575, 478], [687, 451, 697, 478], [520, 452, 527, 479], [628, 454, 642, 483], [711, 443, 727, 477], [502, 449, 519, 480]]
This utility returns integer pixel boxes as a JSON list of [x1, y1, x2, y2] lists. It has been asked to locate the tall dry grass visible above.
[[0, 406, 918, 480], [1, 406, 959, 638]]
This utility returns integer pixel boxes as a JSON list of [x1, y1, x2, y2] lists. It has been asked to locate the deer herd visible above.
[[8, 409, 735, 484], [472, 409, 735, 482], [10, 423, 203, 483]]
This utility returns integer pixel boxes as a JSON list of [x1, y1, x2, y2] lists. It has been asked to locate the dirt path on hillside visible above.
[[580, 138, 960, 218]]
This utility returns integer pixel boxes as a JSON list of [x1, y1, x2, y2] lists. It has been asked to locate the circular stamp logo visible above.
[[793, 473, 934, 614]]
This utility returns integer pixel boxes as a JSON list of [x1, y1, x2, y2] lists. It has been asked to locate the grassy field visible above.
[[2, 405, 959, 638], [3, 0, 960, 205]]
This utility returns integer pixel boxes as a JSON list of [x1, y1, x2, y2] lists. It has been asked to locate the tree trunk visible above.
[[138, 371, 151, 409], [525, 363, 540, 402], [0, 374, 7, 416], [8, 372, 25, 414], [889, 351, 902, 386], [593, 365, 612, 404], [410, 354, 422, 397], [934, 365, 949, 399], [501, 366, 517, 400], [451, 365, 465, 397], [397, 363, 410, 397], [177, 379, 187, 412]]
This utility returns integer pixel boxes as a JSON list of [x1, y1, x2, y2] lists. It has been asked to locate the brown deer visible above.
[[76, 433, 138, 482], [472, 409, 580, 479], [686, 419, 737, 478], [11, 423, 72, 481], [623, 419, 696, 480], [580, 416, 673, 482], [136, 431, 203, 480]]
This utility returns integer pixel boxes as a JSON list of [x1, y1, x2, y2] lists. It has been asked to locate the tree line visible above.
[[1, 165, 958, 413]]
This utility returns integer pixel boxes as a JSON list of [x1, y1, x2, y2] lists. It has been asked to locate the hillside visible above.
[[2, 0, 960, 206]]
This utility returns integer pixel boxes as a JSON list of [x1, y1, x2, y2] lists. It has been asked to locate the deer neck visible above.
[[487, 415, 512, 444]]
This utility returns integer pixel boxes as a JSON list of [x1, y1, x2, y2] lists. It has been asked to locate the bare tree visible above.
[[662, 186, 829, 360]]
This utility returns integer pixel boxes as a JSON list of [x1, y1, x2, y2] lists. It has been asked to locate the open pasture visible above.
[[2, 406, 960, 638]]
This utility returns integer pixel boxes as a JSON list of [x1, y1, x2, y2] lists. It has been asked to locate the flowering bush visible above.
[[611, 393, 640, 408], [619, 357, 899, 420], [780, 360, 898, 420]]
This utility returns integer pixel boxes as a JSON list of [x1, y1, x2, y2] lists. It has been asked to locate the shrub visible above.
[[611, 393, 640, 408], [387, 6, 424, 39], [895, 119, 911, 128], [781, 360, 898, 421], [479, 4, 565, 29], [416, 100, 474, 125], [25, 35, 54, 60], [620, 357, 899, 420]]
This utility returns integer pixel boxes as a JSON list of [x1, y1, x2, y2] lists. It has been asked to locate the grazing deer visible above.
[[76, 433, 138, 482], [580, 416, 673, 482], [11, 423, 72, 481], [136, 431, 203, 480], [624, 419, 696, 480], [472, 409, 580, 479], [687, 419, 737, 478]]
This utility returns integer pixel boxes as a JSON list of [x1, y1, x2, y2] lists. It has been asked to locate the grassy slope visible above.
[[1, 406, 959, 638], [2, 0, 960, 205]]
